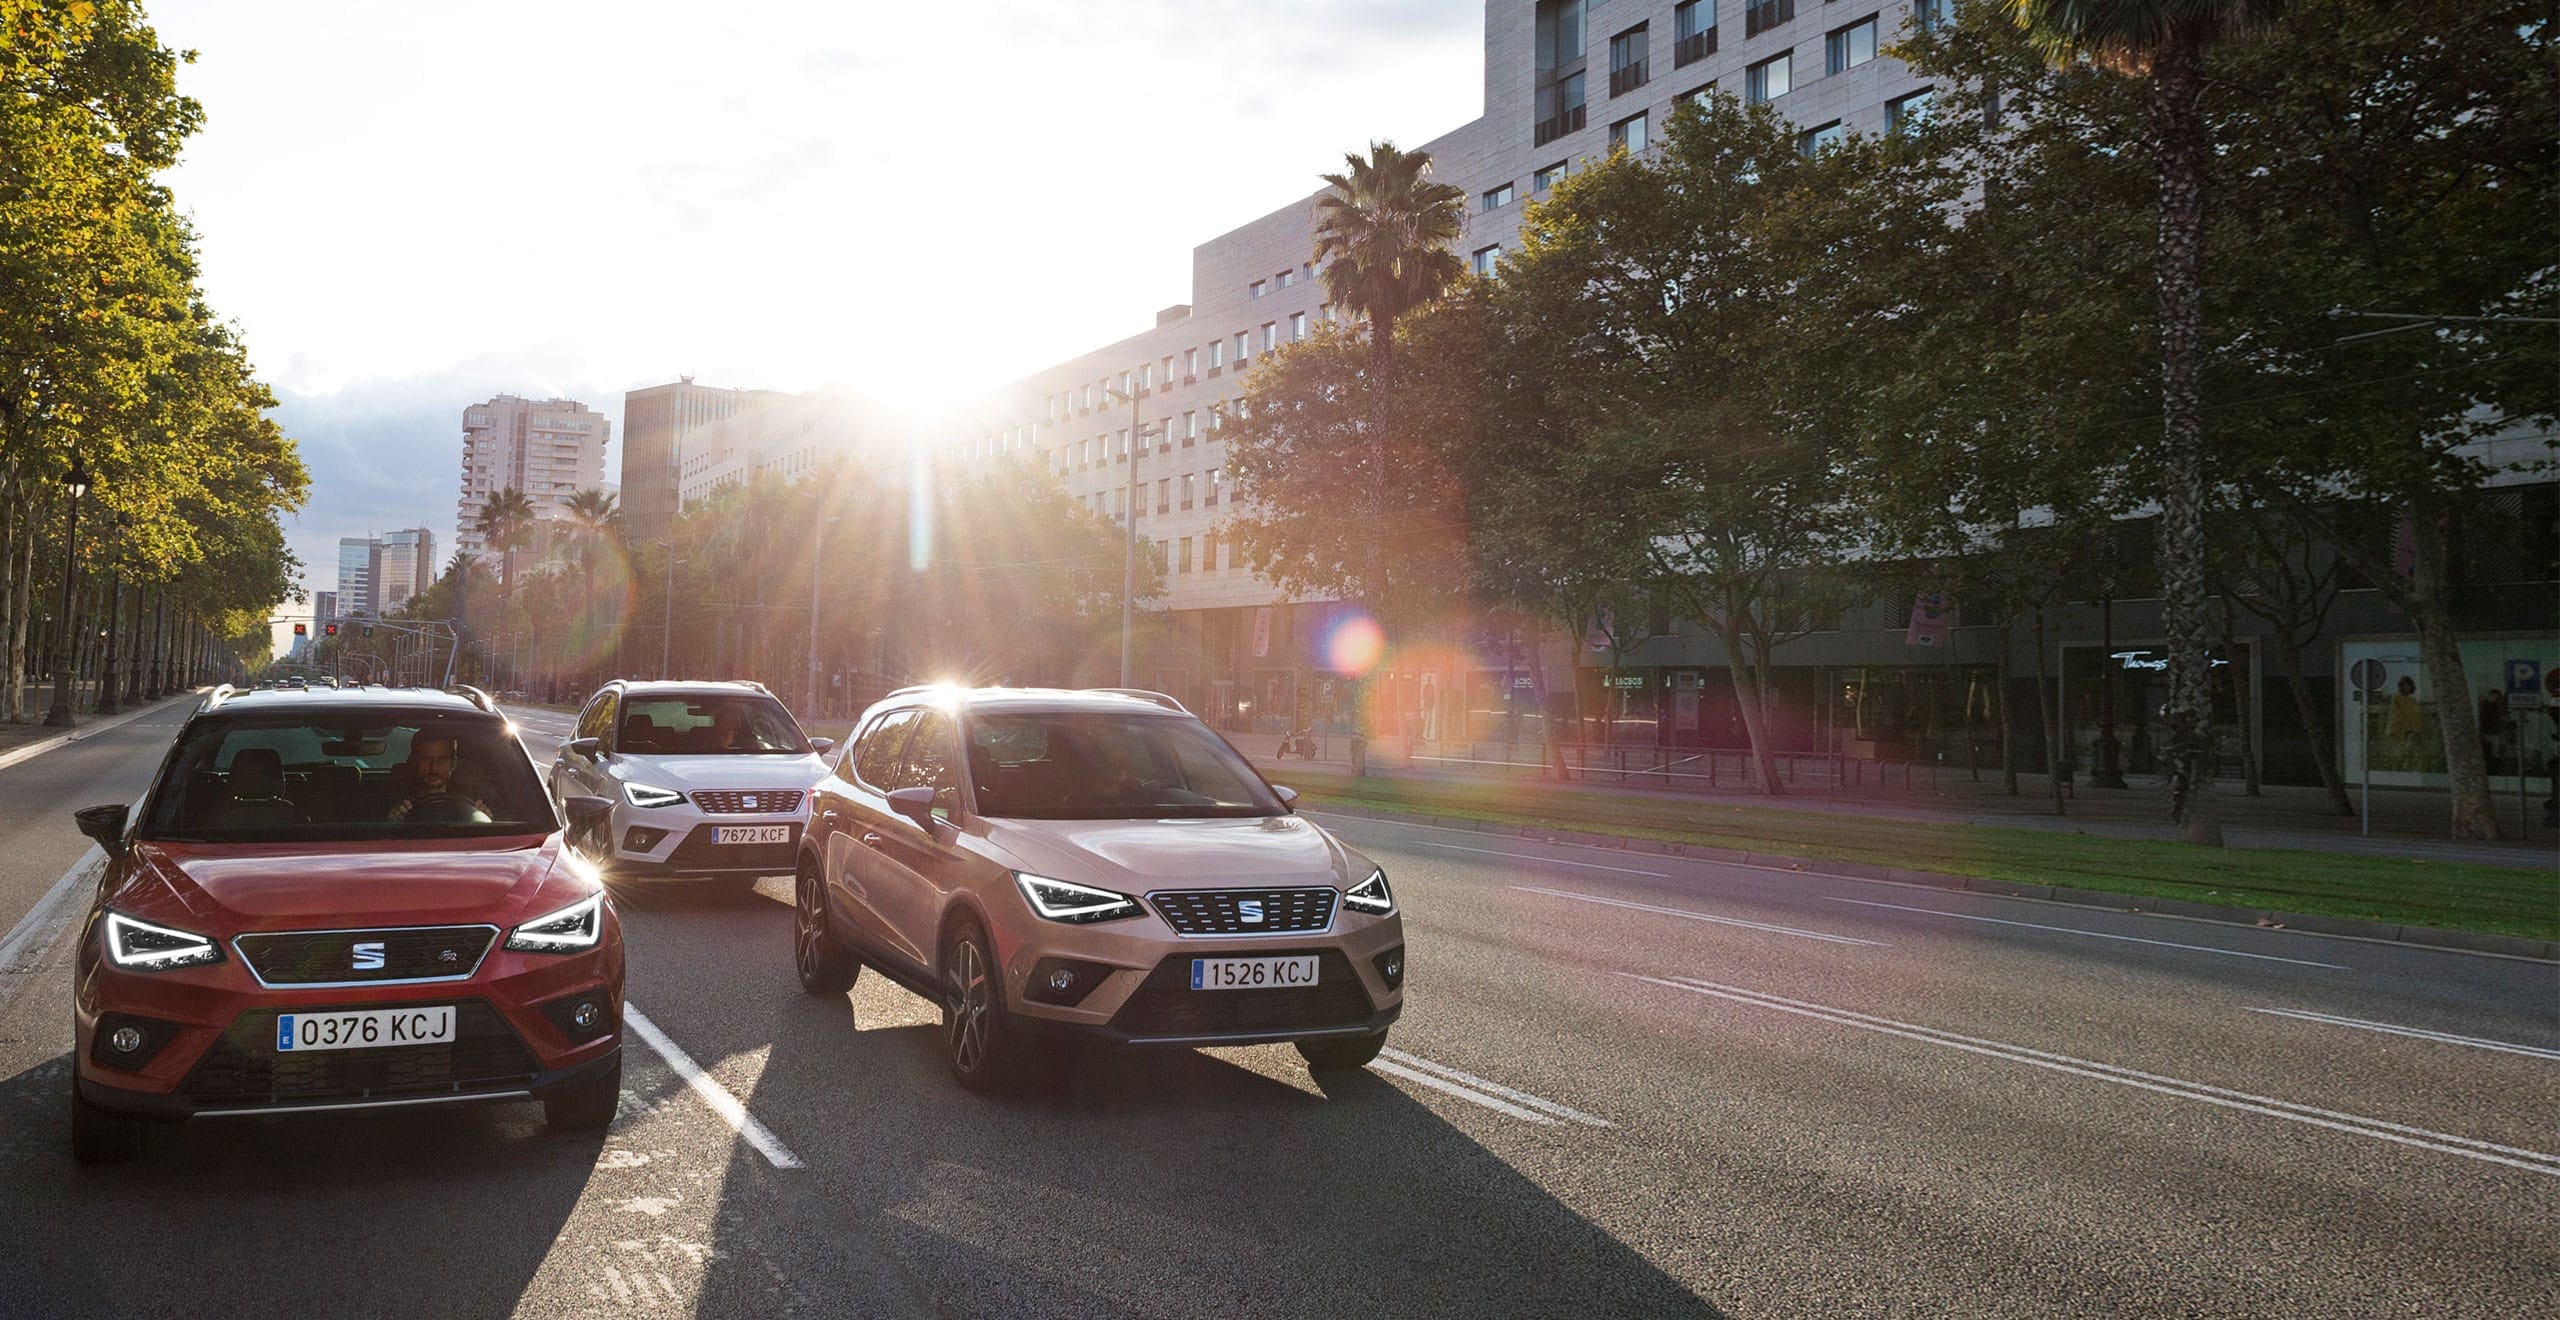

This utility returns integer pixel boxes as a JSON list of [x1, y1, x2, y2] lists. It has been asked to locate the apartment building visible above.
[[946, 0, 1938, 728], [622, 378, 787, 543], [672, 389, 883, 507], [454, 395, 612, 568]]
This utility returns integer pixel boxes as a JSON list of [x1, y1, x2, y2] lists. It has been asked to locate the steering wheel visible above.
[[402, 792, 492, 824]]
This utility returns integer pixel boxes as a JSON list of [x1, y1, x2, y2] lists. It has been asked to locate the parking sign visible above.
[[2509, 659, 2545, 710]]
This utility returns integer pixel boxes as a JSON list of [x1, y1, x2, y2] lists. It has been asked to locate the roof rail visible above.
[[1090, 687, 1190, 714], [884, 684, 949, 700], [443, 684, 496, 712], [204, 684, 239, 711]]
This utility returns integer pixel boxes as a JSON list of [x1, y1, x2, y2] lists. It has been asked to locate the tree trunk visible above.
[[1715, 623, 1784, 795], [2406, 493, 2500, 838], [8, 495, 36, 722], [2149, 34, 2224, 846], [2274, 622, 2355, 816], [2035, 605, 2068, 817]]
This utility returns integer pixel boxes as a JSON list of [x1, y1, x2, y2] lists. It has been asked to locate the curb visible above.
[[1299, 799, 2560, 965], [0, 690, 201, 777]]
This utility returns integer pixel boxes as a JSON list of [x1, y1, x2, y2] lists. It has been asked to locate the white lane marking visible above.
[[1369, 1060, 1558, 1124], [1412, 840, 1669, 877], [2247, 1007, 2560, 1062], [1514, 885, 1889, 948], [1380, 1048, 1610, 1126], [1629, 973, 2560, 1178], [0, 847, 102, 1005], [622, 1004, 805, 1170], [1823, 897, 2350, 969]]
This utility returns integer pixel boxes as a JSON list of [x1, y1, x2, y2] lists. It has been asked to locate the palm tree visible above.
[[474, 487, 536, 685], [1311, 140, 1466, 773], [2009, 0, 2284, 847]]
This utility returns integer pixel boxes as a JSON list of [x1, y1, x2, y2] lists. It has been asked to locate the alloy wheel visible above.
[[948, 937, 989, 1074]]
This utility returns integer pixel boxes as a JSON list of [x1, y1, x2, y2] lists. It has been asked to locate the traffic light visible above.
[[324, 622, 339, 637], [292, 623, 307, 637], [363, 625, 375, 639]]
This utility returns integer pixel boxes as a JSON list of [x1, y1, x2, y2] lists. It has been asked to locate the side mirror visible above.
[[73, 803, 129, 856], [561, 795, 615, 851], [1271, 785, 1300, 812], [808, 737, 836, 756], [885, 786, 937, 829], [566, 737, 601, 759]]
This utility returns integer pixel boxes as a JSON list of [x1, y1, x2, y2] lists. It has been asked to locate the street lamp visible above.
[[44, 456, 94, 727], [1101, 382, 1162, 689]]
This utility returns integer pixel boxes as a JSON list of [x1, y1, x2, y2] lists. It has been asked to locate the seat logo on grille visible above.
[[351, 941, 387, 970], [1237, 900, 1264, 923], [743, 795, 759, 809]]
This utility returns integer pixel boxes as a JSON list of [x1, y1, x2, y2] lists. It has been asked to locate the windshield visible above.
[[138, 711, 555, 842], [966, 711, 1283, 819], [619, 695, 808, 754]]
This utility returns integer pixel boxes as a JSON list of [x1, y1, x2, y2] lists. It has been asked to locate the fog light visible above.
[[1026, 956, 1113, 1006], [572, 1001, 601, 1030], [1372, 945, 1406, 991], [108, 1026, 145, 1054], [622, 826, 668, 853]]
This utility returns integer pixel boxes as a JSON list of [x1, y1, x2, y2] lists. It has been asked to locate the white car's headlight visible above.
[[1343, 866, 1395, 916], [623, 782, 685, 809], [506, 893, 605, 953], [102, 910, 225, 972], [1014, 873, 1144, 924]]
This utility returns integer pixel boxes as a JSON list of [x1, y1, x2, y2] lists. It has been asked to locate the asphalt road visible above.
[[0, 698, 2552, 1318]]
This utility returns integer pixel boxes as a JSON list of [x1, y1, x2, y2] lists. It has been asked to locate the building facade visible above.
[[333, 538, 379, 618], [313, 591, 338, 624], [455, 395, 612, 567], [374, 528, 436, 614], [621, 379, 786, 543]]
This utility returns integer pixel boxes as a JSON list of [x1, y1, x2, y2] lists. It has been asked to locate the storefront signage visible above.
[[2112, 649, 2229, 672], [1606, 675, 1646, 689]]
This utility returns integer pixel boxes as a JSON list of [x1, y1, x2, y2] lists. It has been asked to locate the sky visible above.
[[139, 0, 1486, 645]]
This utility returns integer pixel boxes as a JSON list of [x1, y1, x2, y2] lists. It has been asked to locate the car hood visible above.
[[608, 754, 829, 793], [118, 836, 574, 931], [984, 813, 1358, 891]]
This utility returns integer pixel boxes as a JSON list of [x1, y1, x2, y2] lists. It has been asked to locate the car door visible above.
[[824, 707, 919, 961], [864, 709, 965, 969], [556, 692, 605, 798], [562, 691, 617, 800]]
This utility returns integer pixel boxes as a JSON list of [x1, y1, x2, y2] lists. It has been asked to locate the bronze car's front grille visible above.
[[1149, 887, 1337, 936], [234, 926, 496, 985], [689, 790, 805, 814], [1109, 950, 1375, 1037], [182, 1000, 538, 1107]]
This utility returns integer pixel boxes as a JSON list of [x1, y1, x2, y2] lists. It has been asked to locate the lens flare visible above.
[[1324, 612, 1386, 677]]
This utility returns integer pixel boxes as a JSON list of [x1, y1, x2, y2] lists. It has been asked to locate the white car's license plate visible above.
[[275, 1006, 455, 1053], [713, 825, 791, 844], [1190, 955, 1320, 991]]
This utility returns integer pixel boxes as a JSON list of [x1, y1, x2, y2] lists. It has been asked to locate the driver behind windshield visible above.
[[388, 732, 491, 822]]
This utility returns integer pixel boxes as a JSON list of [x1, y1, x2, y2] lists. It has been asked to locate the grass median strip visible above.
[[1278, 771, 2559, 941]]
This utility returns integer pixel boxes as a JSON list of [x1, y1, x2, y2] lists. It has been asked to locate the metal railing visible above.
[[1674, 30, 1716, 67], [1388, 740, 1970, 795], [1610, 59, 1649, 97], [1532, 104, 1587, 147]]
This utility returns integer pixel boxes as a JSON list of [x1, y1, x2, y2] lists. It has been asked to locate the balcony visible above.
[[1610, 60, 1648, 97], [1532, 103, 1587, 147], [1674, 30, 1716, 66]]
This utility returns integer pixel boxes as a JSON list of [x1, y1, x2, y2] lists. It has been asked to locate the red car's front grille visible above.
[[689, 790, 804, 814], [182, 1000, 540, 1108], [234, 926, 496, 986], [1110, 950, 1375, 1037]]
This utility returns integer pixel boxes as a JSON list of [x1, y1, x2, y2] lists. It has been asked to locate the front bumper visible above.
[[79, 1044, 622, 1123], [605, 804, 803, 880], [989, 907, 1407, 1048]]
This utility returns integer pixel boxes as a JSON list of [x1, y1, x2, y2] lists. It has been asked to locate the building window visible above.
[[1235, 331, 1249, 361], [1535, 0, 1591, 147], [1743, 0, 1794, 40], [1609, 24, 1649, 97], [1182, 410, 1197, 445], [1798, 120, 1843, 155], [1914, 0, 1950, 33], [1180, 474, 1196, 509], [1178, 537, 1193, 573], [1747, 52, 1791, 104], [1184, 347, 1198, 379], [1533, 160, 1568, 191], [1262, 322, 1278, 353], [1677, 82, 1716, 112], [1290, 311, 1308, 340], [1249, 279, 1266, 299], [1826, 17, 1877, 75], [1209, 338, 1225, 369], [1482, 182, 1515, 211], [1536, 70, 1588, 146], [1474, 244, 1502, 277], [1207, 468, 1222, 506], [1116, 428, 1129, 460], [1275, 268, 1293, 290], [1673, 0, 1718, 66], [1611, 111, 1648, 153], [1887, 87, 1934, 132], [1156, 478, 1170, 515]]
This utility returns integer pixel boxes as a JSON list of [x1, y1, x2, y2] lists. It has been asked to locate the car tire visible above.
[[940, 917, 1023, 1093], [543, 1053, 622, 1133], [1297, 1029, 1389, 1071], [70, 1076, 146, 1166], [793, 862, 860, 995]]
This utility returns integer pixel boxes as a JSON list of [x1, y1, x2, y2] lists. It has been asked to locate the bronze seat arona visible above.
[[791, 687, 1403, 1090]]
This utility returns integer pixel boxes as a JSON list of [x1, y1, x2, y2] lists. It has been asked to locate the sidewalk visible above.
[[0, 686, 200, 767], [1230, 731, 2560, 870]]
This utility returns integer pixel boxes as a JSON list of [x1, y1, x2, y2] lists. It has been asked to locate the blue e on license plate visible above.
[[275, 1006, 456, 1052], [1190, 955, 1320, 990]]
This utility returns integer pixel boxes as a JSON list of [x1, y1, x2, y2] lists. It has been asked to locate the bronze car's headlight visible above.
[[1343, 867, 1395, 916], [1013, 873, 1145, 924], [102, 910, 225, 972]]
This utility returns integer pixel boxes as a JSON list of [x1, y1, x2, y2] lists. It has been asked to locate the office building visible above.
[[375, 528, 436, 613], [313, 591, 338, 625], [455, 395, 612, 571], [673, 390, 882, 508], [622, 379, 786, 543], [334, 538, 379, 618]]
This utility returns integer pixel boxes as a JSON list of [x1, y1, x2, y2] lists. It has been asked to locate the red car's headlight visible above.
[[102, 910, 225, 972], [506, 894, 605, 953]]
